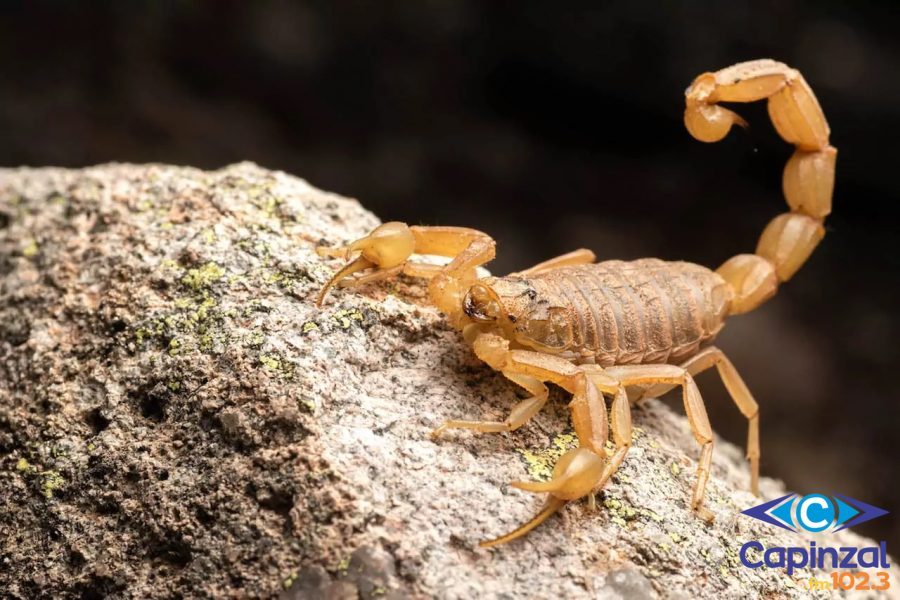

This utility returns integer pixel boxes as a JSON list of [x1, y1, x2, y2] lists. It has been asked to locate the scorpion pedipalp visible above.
[[315, 221, 416, 305]]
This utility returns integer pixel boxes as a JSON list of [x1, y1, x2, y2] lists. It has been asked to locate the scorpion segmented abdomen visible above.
[[530, 259, 730, 366]]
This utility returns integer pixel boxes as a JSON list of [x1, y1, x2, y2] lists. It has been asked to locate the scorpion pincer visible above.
[[315, 59, 836, 547]]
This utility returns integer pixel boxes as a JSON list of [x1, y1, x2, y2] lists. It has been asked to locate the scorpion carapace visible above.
[[315, 59, 836, 547]]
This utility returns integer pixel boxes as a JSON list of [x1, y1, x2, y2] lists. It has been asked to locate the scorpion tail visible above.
[[684, 59, 836, 315]]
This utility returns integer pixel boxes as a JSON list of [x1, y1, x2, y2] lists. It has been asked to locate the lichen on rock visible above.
[[0, 163, 896, 599]]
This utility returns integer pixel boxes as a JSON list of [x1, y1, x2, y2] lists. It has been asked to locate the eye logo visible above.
[[742, 493, 888, 534]]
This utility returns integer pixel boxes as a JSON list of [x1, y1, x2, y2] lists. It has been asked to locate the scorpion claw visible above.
[[316, 256, 376, 306], [479, 497, 567, 549], [315, 222, 416, 306], [512, 447, 606, 501], [481, 449, 606, 547]]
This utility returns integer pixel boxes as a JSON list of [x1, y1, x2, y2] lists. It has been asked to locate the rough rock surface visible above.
[[0, 163, 896, 599]]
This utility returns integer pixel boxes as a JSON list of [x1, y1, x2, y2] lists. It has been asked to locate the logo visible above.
[[742, 493, 888, 533], [739, 492, 892, 590]]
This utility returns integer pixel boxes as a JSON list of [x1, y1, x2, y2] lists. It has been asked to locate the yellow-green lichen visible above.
[[22, 238, 39, 258], [262, 270, 283, 284], [242, 299, 264, 317], [603, 496, 638, 528], [248, 187, 287, 221], [40, 471, 65, 499], [246, 332, 265, 348], [135, 294, 229, 356], [282, 572, 297, 591], [191, 297, 216, 322], [516, 431, 578, 481], [16, 458, 66, 498], [161, 259, 181, 271], [331, 308, 365, 330], [261, 269, 303, 292], [181, 262, 225, 290], [723, 545, 741, 567], [335, 556, 351, 574], [135, 327, 152, 344], [260, 354, 295, 379], [302, 322, 318, 334], [670, 462, 681, 476], [260, 355, 280, 370], [639, 507, 663, 523]]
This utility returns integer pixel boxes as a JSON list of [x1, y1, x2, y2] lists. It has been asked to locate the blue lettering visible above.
[[858, 546, 879, 568], [839, 547, 857, 569], [738, 541, 891, 574], [739, 541, 764, 568], [764, 546, 785, 570], [786, 548, 808, 575], [816, 546, 838, 569]]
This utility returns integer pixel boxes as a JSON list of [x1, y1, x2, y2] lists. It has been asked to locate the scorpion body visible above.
[[486, 259, 730, 367], [316, 59, 836, 547]]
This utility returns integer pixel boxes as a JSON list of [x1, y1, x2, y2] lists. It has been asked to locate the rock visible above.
[[598, 567, 657, 600], [0, 163, 896, 599]]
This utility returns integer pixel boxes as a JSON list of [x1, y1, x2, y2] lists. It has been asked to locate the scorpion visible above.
[[315, 59, 836, 548]]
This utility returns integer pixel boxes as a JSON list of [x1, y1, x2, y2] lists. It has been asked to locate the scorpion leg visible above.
[[514, 249, 596, 276], [582, 365, 633, 496], [429, 372, 549, 437], [606, 364, 715, 521], [632, 347, 760, 495], [468, 333, 615, 547]]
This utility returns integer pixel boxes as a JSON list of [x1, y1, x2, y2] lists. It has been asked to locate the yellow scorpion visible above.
[[316, 59, 836, 547]]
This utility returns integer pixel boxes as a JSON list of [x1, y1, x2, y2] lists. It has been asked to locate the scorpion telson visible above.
[[315, 59, 837, 548]]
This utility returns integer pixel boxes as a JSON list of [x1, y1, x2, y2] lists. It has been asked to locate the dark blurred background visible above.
[[2, 1, 898, 547]]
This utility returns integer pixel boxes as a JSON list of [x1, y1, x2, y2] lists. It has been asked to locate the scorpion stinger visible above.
[[315, 59, 836, 547]]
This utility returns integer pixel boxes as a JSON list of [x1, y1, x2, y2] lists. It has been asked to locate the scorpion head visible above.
[[463, 277, 573, 352]]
